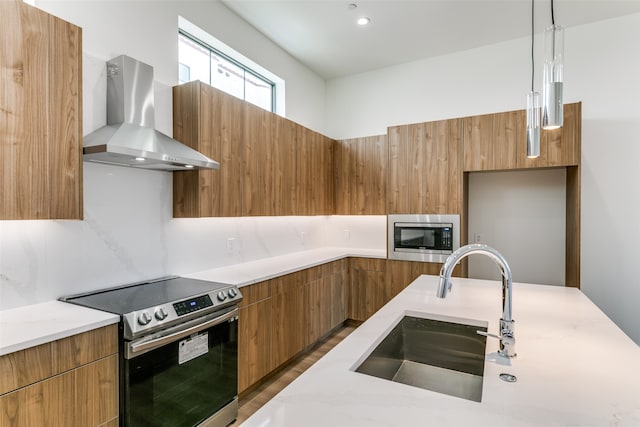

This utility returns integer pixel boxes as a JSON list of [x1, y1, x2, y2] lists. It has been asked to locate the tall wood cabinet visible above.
[[0, 0, 83, 220], [0, 325, 118, 426]]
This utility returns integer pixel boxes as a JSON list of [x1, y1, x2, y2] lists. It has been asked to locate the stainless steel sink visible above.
[[354, 313, 488, 402]]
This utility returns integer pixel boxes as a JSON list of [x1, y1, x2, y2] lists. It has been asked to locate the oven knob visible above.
[[217, 290, 228, 301], [137, 311, 152, 326], [154, 307, 168, 321], [228, 288, 238, 298]]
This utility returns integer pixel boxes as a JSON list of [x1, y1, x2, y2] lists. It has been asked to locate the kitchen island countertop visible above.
[[240, 275, 640, 427]]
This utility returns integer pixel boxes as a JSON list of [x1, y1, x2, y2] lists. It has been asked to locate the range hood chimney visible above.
[[83, 55, 219, 171]]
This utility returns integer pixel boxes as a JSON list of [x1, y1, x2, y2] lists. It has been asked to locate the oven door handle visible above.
[[126, 307, 238, 358]]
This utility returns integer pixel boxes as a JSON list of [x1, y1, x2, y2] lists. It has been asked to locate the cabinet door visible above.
[[388, 118, 463, 214], [348, 258, 387, 322], [386, 260, 444, 303], [516, 102, 581, 168], [334, 135, 387, 215], [296, 129, 334, 215], [173, 82, 244, 217], [464, 111, 518, 171], [272, 116, 297, 216], [238, 298, 272, 393], [0, 0, 82, 220], [243, 103, 275, 216], [270, 274, 305, 368], [0, 355, 118, 427]]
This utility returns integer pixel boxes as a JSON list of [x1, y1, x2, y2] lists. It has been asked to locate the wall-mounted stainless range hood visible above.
[[83, 55, 219, 171]]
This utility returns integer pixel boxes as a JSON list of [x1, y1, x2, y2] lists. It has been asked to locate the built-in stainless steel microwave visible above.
[[387, 214, 460, 263]]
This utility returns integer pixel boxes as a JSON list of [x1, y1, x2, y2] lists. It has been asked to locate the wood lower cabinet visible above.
[[0, 0, 82, 220], [0, 325, 118, 427], [237, 260, 347, 394], [348, 258, 387, 322]]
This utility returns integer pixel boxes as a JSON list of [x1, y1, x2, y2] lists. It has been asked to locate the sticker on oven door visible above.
[[178, 332, 208, 364]]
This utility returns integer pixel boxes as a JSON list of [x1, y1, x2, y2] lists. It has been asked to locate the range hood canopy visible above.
[[83, 55, 219, 171]]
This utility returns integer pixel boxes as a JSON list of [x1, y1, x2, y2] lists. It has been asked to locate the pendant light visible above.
[[526, 0, 540, 158], [542, 0, 564, 129]]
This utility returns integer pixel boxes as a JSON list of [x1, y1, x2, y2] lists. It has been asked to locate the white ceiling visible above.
[[221, 0, 640, 79]]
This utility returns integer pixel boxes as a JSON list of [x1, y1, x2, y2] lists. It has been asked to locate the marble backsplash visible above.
[[0, 162, 386, 311]]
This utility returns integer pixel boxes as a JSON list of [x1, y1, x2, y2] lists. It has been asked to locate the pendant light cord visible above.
[[551, 0, 555, 25], [531, 0, 535, 92]]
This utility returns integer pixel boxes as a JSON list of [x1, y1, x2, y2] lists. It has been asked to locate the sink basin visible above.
[[354, 313, 488, 402]]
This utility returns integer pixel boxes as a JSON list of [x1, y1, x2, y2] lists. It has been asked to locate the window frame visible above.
[[178, 29, 276, 112]]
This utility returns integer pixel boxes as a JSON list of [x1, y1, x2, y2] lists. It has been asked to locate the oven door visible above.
[[122, 307, 238, 427]]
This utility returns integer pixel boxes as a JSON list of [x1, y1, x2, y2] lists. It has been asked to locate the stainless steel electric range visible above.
[[61, 276, 242, 427]]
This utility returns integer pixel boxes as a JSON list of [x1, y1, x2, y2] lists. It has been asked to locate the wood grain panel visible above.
[[1, 0, 48, 220], [0, 344, 52, 395], [172, 82, 201, 217], [73, 355, 119, 426], [516, 102, 581, 168], [463, 113, 494, 171], [0, 0, 82, 220], [238, 299, 272, 393], [566, 166, 581, 288], [47, 12, 82, 219], [0, 356, 117, 427], [348, 258, 387, 322], [243, 103, 274, 216], [388, 118, 463, 214], [334, 135, 387, 215], [51, 325, 118, 374], [272, 116, 297, 216], [492, 110, 518, 170]]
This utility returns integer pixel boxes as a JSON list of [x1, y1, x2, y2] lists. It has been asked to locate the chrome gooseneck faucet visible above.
[[437, 244, 516, 358]]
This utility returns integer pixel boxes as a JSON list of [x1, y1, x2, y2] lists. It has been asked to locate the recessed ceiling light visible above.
[[357, 17, 370, 26], [347, 3, 357, 10]]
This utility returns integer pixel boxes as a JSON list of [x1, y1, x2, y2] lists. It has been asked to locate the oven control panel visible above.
[[123, 285, 243, 340], [173, 295, 214, 316]]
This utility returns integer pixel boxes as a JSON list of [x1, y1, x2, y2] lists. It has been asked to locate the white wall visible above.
[[326, 13, 640, 344], [467, 170, 566, 286]]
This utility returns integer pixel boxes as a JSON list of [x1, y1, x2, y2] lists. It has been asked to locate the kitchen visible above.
[[1, 0, 640, 426]]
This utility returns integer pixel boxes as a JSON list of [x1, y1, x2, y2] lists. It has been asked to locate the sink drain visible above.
[[499, 373, 517, 383]]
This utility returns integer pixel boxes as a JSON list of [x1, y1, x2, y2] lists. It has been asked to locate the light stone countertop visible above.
[[239, 275, 640, 427], [183, 247, 386, 286], [0, 247, 385, 356], [0, 301, 119, 356]]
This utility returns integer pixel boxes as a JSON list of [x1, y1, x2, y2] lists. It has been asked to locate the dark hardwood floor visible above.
[[234, 325, 356, 425]]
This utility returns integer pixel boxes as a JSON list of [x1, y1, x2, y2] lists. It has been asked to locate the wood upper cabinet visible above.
[[516, 102, 581, 168], [173, 81, 335, 217], [173, 81, 243, 217], [387, 118, 463, 214], [0, 325, 118, 426], [464, 102, 581, 171], [464, 111, 519, 171], [0, 0, 83, 220], [334, 135, 387, 215], [296, 127, 334, 215]]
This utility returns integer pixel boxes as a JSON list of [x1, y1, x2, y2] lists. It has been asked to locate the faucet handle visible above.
[[476, 327, 517, 358]]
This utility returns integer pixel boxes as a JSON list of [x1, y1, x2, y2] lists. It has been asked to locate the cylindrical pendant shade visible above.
[[526, 91, 541, 158], [542, 24, 564, 129]]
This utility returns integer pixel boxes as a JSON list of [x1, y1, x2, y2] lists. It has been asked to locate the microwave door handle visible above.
[[126, 307, 238, 358]]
